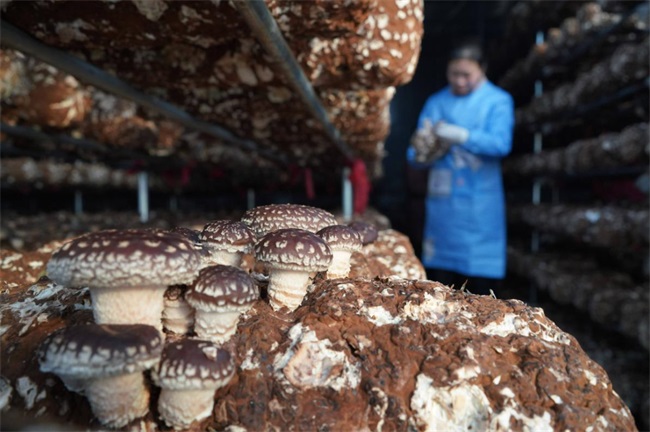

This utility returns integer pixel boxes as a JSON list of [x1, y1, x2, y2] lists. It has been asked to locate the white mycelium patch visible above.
[[3, 282, 87, 336], [410, 374, 491, 432], [359, 305, 401, 326], [480, 312, 571, 345], [275, 324, 360, 392], [490, 404, 554, 432], [240, 348, 261, 371], [15, 376, 45, 410]]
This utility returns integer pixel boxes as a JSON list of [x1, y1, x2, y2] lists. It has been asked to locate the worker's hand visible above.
[[410, 120, 452, 163], [433, 121, 469, 144]]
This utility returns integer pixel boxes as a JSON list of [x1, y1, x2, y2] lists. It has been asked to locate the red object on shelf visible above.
[[349, 159, 370, 215], [304, 168, 315, 200]]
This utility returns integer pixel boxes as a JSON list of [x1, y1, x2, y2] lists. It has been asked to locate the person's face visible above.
[[447, 59, 484, 96]]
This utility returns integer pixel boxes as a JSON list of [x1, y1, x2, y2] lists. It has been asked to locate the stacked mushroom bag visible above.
[[0, 203, 638, 431]]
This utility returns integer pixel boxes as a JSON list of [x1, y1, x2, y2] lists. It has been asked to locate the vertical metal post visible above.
[[342, 167, 353, 222], [169, 194, 178, 212], [529, 30, 545, 305], [138, 172, 149, 223], [74, 189, 83, 215], [247, 188, 256, 210]]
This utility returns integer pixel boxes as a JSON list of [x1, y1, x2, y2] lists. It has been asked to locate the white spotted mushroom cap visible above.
[[46, 229, 203, 289], [152, 339, 235, 391], [38, 324, 163, 379], [241, 204, 337, 238], [254, 228, 332, 272], [185, 265, 259, 312], [347, 221, 379, 245], [317, 225, 363, 252], [199, 220, 256, 254]]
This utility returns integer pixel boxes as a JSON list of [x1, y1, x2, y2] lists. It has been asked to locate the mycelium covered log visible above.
[[0, 228, 637, 431]]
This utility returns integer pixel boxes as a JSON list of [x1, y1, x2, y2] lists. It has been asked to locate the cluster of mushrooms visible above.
[[37, 204, 378, 430]]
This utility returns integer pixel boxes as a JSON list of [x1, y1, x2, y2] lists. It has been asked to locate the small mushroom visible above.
[[317, 225, 363, 279], [199, 220, 256, 267], [162, 286, 195, 336], [152, 339, 235, 430], [241, 203, 337, 238], [46, 229, 202, 332], [38, 324, 163, 429], [347, 220, 379, 245], [254, 228, 332, 312], [185, 265, 259, 343]]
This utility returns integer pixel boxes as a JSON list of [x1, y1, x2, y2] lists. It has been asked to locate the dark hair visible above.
[[448, 38, 486, 70]]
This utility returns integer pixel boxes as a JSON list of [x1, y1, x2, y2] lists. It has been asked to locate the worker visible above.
[[407, 38, 515, 295]]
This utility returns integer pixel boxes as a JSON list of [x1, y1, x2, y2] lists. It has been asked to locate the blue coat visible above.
[[407, 80, 514, 279]]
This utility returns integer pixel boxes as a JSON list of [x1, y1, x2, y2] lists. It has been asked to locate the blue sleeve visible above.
[[407, 95, 443, 167], [462, 94, 514, 158]]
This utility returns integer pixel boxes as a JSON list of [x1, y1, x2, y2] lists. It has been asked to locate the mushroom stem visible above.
[[84, 371, 150, 429], [90, 285, 167, 331], [326, 250, 353, 279], [267, 269, 312, 312], [204, 250, 242, 267], [193, 310, 243, 343], [163, 295, 195, 335], [158, 388, 217, 430]]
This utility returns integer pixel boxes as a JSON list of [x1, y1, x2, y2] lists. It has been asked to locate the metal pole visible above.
[[74, 189, 83, 215], [247, 189, 256, 210], [342, 167, 353, 222], [138, 172, 149, 223]]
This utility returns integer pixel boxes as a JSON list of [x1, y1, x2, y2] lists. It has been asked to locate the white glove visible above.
[[434, 122, 469, 144]]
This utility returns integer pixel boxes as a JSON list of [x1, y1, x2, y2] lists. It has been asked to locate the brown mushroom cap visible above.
[[186, 265, 259, 312], [254, 228, 332, 272], [46, 229, 202, 289], [199, 220, 256, 254], [317, 225, 363, 252], [347, 221, 379, 245], [170, 226, 202, 244], [39, 324, 163, 379], [153, 339, 235, 390], [241, 204, 337, 238]]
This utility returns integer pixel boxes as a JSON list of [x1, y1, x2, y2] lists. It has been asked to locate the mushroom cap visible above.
[[186, 265, 259, 311], [347, 221, 379, 245], [241, 204, 337, 238], [254, 228, 332, 272], [199, 220, 256, 254], [170, 226, 210, 258], [317, 225, 363, 252], [39, 324, 163, 379], [46, 229, 202, 289], [153, 339, 235, 390], [170, 226, 202, 244]]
